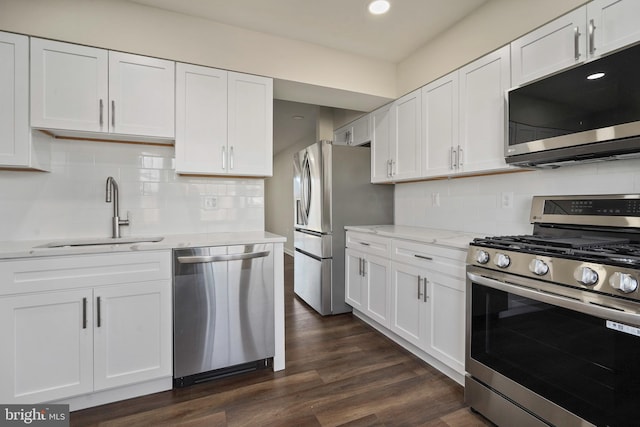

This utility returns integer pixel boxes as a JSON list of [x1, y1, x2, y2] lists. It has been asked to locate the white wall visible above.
[[0, 0, 396, 105], [395, 159, 640, 236], [397, 0, 587, 95], [0, 138, 264, 241]]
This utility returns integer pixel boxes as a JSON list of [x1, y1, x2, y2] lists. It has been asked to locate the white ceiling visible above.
[[126, 0, 489, 63]]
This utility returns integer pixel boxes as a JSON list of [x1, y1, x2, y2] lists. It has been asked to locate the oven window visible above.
[[470, 283, 640, 426]]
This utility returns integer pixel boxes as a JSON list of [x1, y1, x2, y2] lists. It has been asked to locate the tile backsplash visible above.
[[0, 139, 264, 241], [395, 158, 640, 236]]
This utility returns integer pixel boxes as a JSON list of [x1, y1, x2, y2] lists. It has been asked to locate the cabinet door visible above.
[[333, 124, 352, 146], [351, 115, 371, 146], [363, 254, 391, 327], [0, 32, 29, 167], [0, 290, 93, 403], [345, 248, 364, 310], [511, 7, 587, 87], [425, 273, 465, 374], [370, 104, 392, 183], [93, 280, 172, 391], [175, 63, 228, 175], [30, 38, 108, 133], [390, 263, 426, 348], [459, 45, 511, 174], [422, 71, 459, 177], [108, 51, 175, 138], [390, 89, 422, 181], [227, 72, 273, 176], [588, 0, 640, 58]]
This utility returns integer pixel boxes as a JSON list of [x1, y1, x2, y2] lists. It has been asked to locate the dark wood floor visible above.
[[71, 255, 491, 426]]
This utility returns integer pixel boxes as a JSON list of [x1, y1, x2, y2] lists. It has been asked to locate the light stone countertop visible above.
[[344, 225, 485, 250], [0, 231, 286, 260]]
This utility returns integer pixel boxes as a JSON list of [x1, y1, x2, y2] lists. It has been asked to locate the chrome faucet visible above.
[[105, 176, 130, 238]]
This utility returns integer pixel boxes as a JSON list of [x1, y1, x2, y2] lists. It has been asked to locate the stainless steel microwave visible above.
[[506, 42, 640, 168]]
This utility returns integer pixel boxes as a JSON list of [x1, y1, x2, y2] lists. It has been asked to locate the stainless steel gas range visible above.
[[465, 194, 640, 427]]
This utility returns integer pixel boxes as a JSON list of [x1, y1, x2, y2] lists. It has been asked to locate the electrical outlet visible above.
[[203, 196, 217, 210], [501, 192, 514, 209], [431, 192, 440, 207]]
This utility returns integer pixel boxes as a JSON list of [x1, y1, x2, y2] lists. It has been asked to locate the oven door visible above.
[[466, 266, 640, 427]]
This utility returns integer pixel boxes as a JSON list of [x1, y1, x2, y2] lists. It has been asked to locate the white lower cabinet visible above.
[[346, 230, 466, 383], [0, 251, 172, 406], [345, 248, 391, 327], [0, 289, 94, 403]]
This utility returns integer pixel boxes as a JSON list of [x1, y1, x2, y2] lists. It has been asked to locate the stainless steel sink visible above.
[[35, 236, 164, 248]]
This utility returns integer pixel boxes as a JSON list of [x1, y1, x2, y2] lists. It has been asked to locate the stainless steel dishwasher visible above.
[[173, 244, 274, 387]]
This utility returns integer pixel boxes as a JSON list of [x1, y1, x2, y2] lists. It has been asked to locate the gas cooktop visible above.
[[467, 194, 640, 302]]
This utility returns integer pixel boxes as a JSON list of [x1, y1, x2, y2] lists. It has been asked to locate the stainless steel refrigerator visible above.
[[293, 140, 394, 315]]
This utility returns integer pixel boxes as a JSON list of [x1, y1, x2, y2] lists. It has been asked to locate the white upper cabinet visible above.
[[371, 90, 421, 183], [458, 45, 511, 174], [176, 67, 273, 177], [175, 63, 228, 175], [108, 51, 175, 138], [0, 31, 51, 171], [421, 71, 459, 178], [30, 38, 175, 141], [370, 103, 392, 183], [511, 7, 587, 87], [334, 114, 371, 146], [512, 0, 640, 87], [30, 38, 108, 133], [587, 0, 640, 58], [227, 72, 273, 176], [390, 88, 422, 181]]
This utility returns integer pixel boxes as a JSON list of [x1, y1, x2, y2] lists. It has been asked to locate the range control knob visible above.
[[494, 253, 511, 268], [476, 250, 490, 264], [575, 267, 599, 286], [529, 259, 549, 276], [609, 272, 639, 294]]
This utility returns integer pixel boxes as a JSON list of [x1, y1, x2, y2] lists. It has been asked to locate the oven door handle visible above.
[[468, 272, 640, 327]]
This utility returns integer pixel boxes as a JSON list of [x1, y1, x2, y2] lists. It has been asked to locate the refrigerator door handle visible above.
[[294, 247, 323, 262]]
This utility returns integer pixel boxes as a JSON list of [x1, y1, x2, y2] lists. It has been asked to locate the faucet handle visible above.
[[119, 210, 130, 227]]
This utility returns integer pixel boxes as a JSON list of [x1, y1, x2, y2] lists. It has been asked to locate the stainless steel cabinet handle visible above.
[[178, 251, 270, 264], [418, 275, 423, 300], [111, 100, 115, 128], [99, 99, 103, 127], [391, 159, 395, 176], [457, 145, 463, 167], [359, 257, 362, 276], [222, 146, 226, 170], [589, 19, 596, 56], [230, 146, 234, 170], [414, 254, 433, 261], [97, 296, 102, 328], [423, 278, 428, 302], [574, 26, 581, 61], [452, 148, 458, 170], [82, 297, 87, 329], [362, 259, 367, 276], [359, 242, 370, 246], [386, 159, 391, 177], [450, 147, 455, 170]]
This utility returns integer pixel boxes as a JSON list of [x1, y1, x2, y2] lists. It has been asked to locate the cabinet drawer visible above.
[[392, 240, 465, 278], [0, 251, 171, 296], [345, 231, 391, 258]]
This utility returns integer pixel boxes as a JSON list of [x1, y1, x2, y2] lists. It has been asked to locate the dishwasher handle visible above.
[[177, 251, 270, 264]]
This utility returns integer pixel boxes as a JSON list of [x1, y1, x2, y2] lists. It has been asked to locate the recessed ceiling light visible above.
[[292, 115, 305, 120], [587, 72, 605, 80], [368, 0, 390, 15]]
